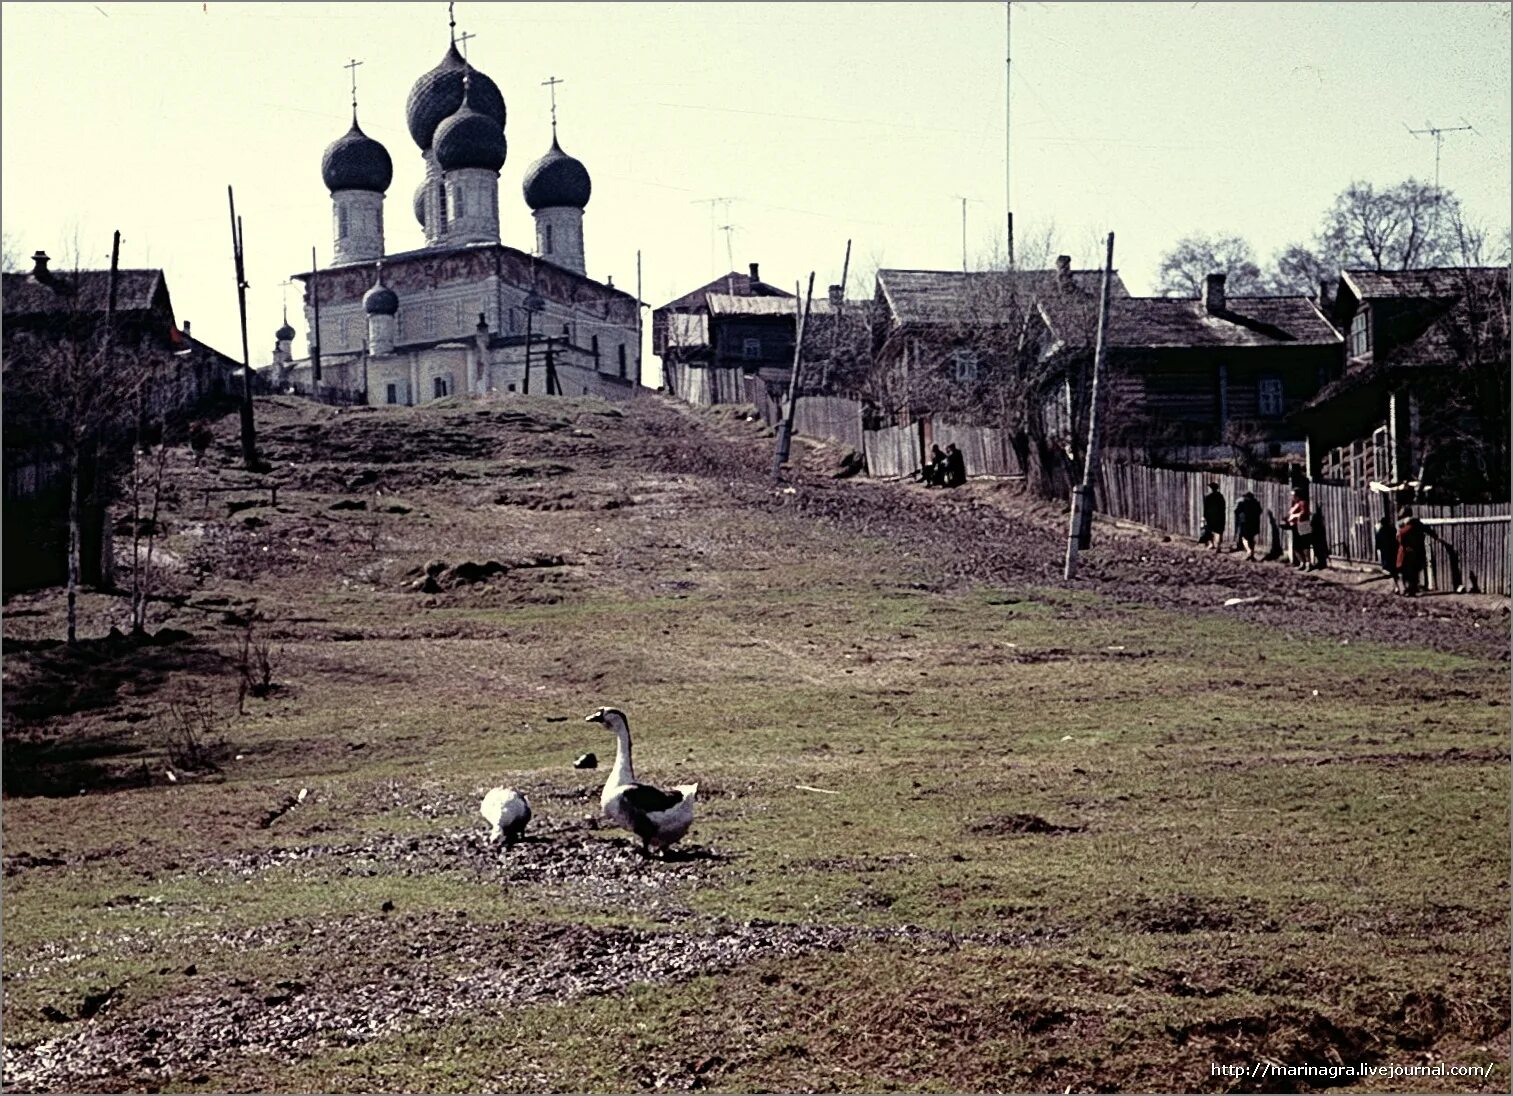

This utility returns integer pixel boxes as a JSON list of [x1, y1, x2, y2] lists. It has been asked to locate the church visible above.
[[265, 18, 640, 404]]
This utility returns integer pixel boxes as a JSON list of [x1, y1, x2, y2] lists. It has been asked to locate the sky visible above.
[[3, 1, 1509, 387]]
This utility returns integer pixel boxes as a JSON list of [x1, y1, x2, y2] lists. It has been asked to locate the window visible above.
[[953, 349, 979, 382], [456, 301, 465, 327], [386, 383, 399, 405], [421, 304, 436, 336], [618, 344, 628, 379], [437, 183, 447, 231], [453, 185, 466, 219], [591, 334, 600, 359], [1258, 376, 1285, 417], [742, 337, 762, 360], [338, 206, 349, 239], [544, 224, 554, 254], [1348, 308, 1370, 357], [433, 376, 450, 398]]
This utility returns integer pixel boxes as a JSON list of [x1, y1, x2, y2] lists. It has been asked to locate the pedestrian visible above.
[[1286, 490, 1313, 570], [1375, 514, 1401, 592], [1199, 482, 1226, 551], [1234, 490, 1263, 561], [944, 444, 967, 488], [1396, 507, 1428, 596], [1310, 504, 1329, 570], [924, 444, 946, 487]]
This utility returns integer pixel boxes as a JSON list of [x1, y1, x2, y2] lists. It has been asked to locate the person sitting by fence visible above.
[[1234, 490, 1262, 561], [1310, 505, 1329, 570], [1396, 507, 1428, 596], [923, 445, 947, 487], [1287, 490, 1313, 571], [1375, 513, 1401, 592], [1198, 482, 1226, 551], [944, 444, 967, 488]]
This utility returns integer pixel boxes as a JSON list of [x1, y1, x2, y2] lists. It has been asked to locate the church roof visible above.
[[433, 95, 507, 172], [522, 137, 591, 210], [321, 117, 393, 193], [405, 41, 506, 150]]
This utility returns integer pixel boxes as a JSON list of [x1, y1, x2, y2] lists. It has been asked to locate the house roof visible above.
[[2, 268, 168, 318], [705, 293, 844, 317], [1097, 296, 1342, 349], [656, 272, 792, 313], [1340, 266, 1507, 301], [876, 267, 1127, 327]]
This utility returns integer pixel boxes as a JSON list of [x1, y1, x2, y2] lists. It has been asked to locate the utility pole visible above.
[[227, 186, 259, 470], [954, 196, 982, 272], [1406, 119, 1475, 191], [1063, 231, 1115, 581], [636, 248, 646, 388], [772, 273, 816, 482], [309, 247, 322, 383], [1005, 0, 1014, 267]]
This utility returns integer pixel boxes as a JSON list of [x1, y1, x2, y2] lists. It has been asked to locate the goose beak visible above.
[[584, 710, 605, 724]]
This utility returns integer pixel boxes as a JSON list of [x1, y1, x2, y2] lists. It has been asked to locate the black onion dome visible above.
[[275, 321, 296, 341], [405, 42, 506, 150], [433, 99, 507, 172], [522, 137, 592, 210], [413, 179, 428, 227], [363, 281, 399, 316], [321, 118, 393, 193]]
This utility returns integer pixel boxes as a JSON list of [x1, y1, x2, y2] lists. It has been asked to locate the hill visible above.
[[2, 393, 1507, 1092]]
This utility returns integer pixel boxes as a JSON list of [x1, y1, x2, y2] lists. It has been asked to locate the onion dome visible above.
[[362, 268, 399, 316], [413, 179, 428, 228], [522, 136, 592, 210], [405, 42, 506, 151], [275, 320, 296, 341], [321, 117, 393, 193], [433, 91, 507, 172]]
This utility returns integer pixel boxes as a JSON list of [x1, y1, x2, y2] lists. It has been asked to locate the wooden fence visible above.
[[1097, 461, 1511, 596]]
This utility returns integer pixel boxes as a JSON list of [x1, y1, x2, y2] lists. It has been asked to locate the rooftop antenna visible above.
[[542, 75, 563, 140], [1405, 118, 1476, 191], [344, 57, 363, 122], [691, 196, 734, 277], [954, 195, 983, 272], [717, 223, 739, 292]]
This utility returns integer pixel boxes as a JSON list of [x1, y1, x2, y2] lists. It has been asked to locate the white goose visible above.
[[480, 786, 532, 847], [585, 707, 697, 857]]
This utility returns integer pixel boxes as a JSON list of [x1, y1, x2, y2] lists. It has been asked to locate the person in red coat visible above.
[[1396, 507, 1428, 596]]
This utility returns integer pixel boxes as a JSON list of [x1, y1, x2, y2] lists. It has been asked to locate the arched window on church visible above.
[[437, 183, 448, 231], [544, 224, 554, 255], [453, 184, 466, 219], [338, 206, 349, 239]]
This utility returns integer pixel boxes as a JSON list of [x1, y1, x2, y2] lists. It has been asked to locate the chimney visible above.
[[30, 250, 51, 281], [183, 320, 191, 338], [1317, 278, 1334, 313], [1203, 273, 1227, 314], [748, 262, 760, 285], [1055, 254, 1072, 287], [828, 284, 843, 307]]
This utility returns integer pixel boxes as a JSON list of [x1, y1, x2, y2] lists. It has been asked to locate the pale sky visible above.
[[3, 1, 1509, 386]]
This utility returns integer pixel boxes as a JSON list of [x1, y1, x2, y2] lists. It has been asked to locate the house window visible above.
[[742, 337, 762, 359], [953, 349, 979, 382], [545, 224, 554, 254], [618, 344, 628, 379], [1258, 376, 1285, 417], [1349, 308, 1370, 357], [386, 383, 399, 405], [433, 376, 450, 399]]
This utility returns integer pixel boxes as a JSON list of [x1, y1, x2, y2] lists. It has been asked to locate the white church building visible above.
[[265, 23, 640, 404]]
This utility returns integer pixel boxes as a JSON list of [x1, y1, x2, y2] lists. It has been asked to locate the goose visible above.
[[480, 786, 532, 847], [585, 707, 697, 857]]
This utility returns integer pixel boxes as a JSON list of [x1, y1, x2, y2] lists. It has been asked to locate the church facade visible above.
[[265, 28, 639, 404]]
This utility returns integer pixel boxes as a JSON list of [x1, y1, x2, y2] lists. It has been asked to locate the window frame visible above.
[[1258, 375, 1285, 417]]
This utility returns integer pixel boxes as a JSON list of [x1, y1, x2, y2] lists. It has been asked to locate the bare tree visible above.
[[1155, 233, 1268, 297]]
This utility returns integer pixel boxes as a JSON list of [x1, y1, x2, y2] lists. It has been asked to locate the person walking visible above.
[[1199, 482, 1226, 551], [1375, 513, 1401, 592], [1286, 490, 1313, 571], [1234, 490, 1263, 561], [1396, 507, 1428, 596]]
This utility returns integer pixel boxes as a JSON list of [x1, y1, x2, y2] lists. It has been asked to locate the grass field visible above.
[[2, 394, 1507, 1092]]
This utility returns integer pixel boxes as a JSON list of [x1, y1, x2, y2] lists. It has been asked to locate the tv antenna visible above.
[[1405, 119, 1476, 190], [691, 196, 734, 276], [954, 195, 983, 272]]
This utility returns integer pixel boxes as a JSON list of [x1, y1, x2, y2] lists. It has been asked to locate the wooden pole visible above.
[[523, 310, 533, 395], [545, 337, 560, 396], [636, 249, 644, 388], [1063, 231, 1115, 580], [310, 247, 323, 383], [228, 187, 259, 470], [1005, 0, 1014, 268], [772, 273, 816, 481]]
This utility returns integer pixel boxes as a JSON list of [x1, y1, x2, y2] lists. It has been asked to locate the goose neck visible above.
[[609, 725, 635, 786]]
